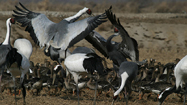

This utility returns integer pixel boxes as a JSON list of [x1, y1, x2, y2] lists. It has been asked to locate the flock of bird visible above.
[[0, 2, 187, 105]]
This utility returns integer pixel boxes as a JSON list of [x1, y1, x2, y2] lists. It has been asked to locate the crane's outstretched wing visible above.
[[13, 2, 55, 48], [85, 30, 108, 57], [105, 9, 139, 61], [13, 2, 109, 51], [51, 13, 108, 50]]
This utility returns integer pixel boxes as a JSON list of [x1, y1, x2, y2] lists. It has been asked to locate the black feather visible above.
[[6, 48, 22, 69], [15, 5, 28, 13], [44, 48, 50, 57], [13, 10, 26, 15], [83, 53, 104, 75], [85, 31, 108, 58], [55, 65, 66, 78], [68, 12, 107, 48], [19, 2, 31, 12], [13, 3, 40, 47], [44, 46, 61, 62]]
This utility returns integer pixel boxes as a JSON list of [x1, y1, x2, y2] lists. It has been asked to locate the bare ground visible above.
[[0, 13, 187, 105], [0, 88, 185, 105]]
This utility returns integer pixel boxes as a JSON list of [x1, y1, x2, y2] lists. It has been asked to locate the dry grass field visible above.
[[0, 1, 187, 105]]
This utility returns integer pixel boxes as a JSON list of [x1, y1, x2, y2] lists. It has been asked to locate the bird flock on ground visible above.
[[0, 2, 187, 105]]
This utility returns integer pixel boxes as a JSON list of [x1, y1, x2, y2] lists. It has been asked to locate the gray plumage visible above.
[[106, 35, 127, 66], [106, 8, 139, 62], [0, 18, 14, 74], [0, 19, 15, 98], [118, 61, 138, 79], [72, 46, 95, 54], [85, 30, 108, 57], [85, 30, 126, 67], [0, 18, 15, 91], [43, 46, 95, 64], [43, 45, 71, 64], [112, 61, 138, 105], [0, 45, 11, 70], [13, 2, 108, 51]]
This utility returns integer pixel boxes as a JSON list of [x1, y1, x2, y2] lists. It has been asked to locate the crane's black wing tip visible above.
[[18, 2, 31, 12], [105, 5, 112, 15], [109, 6, 112, 10]]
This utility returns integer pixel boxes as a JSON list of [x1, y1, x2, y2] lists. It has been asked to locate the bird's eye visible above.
[[86, 9, 92, 15], [114, 27, 119, 33], [10, 18, 15, 24]]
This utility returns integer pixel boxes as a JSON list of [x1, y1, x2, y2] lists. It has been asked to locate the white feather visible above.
[[54, 65, 60, 71], [158, 87, 171, 99], [64, 7, 88, 22], [29, 68, 33, 73], [174, 55, 187, 89], [64, 53, 88, 72], [2, 18, 11, 45], [32, 14, 55, 48], [14, 39, 32, 60], [51, 19, 88, 49], [114, 71, 129, 96]]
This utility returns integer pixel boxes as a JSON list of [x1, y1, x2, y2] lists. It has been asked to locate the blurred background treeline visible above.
[[0, 0, 187, 13]]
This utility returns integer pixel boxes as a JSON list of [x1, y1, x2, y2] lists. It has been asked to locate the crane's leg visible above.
[[76, 83, 80, 105], [125, 81, 131, 105], [48, 87, 51, 96], [57, 58, 63, 65], [13, 77, 17, 105], [184, 83, 187, 105], [0, 67, 5, 99], [73, 74, 80, 105], [0, 74, 2, 99], [94, 77, 98, 105], [60, 66, 66, 78], [45, 43, 50, 53], [123, 87, 128, 105], [52, 73, 56, 85], [20, 76, 26, 105], [111, 72, 129, 105], [65, 49, 68, 58]]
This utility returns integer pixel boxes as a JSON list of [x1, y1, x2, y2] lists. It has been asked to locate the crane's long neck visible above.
[[64, 8, 86, 22], [106, 35, 116, 52], [114, 72, 129, 96], [2, 20, 11, 45]]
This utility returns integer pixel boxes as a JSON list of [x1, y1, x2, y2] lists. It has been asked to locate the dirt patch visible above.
[[0, 88, 184, 105]]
